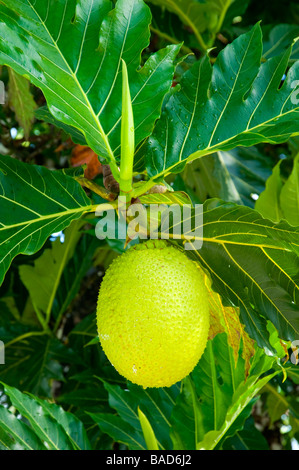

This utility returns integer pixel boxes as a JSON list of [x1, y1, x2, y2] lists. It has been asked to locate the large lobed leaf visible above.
[[159, 199, 299, 347], [171, 332, 280, 450], [181, 146, 273, 207], [18, 220, 84, 322], [88, 332, 280, 450], [146, 24, 299, 180], [196, 201, 299, 346], [89, 379, 180, 450], [196, 370, 279, 449], [0, 0, 179, 174]]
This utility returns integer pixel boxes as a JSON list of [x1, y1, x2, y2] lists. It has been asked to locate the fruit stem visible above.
[[75, 176, 118, 201]]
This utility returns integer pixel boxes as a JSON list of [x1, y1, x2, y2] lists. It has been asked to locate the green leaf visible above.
[[182, 153, 243, 205], [147, 0, 231, 49], [0, 405, 46, 450], [158, 199, 299, 347], [0, 155, 92, 287], [191, 335, 242, 431], [205, 273, 255, 376], [170, 331, 277, 450], [217, 147, 274, 207], [222, 416, 269, 450], [255, 160, 284, 222], [2, 383, 75, 450], [32, 397, 92, 450], [0, 308, 81, 396], [280, 154, 299, 226], [35, 106, 87, 146], [138, 407, 159, 450], [7, 68, 37, 139], [287, 365, 299, 384], [100, 381, 142, 431], [264, 383, 289, 425], [0, 0, 180, 177], [170, 376, 202, 450], [66, 313, 127, 390], [0, 333, 77, 397], [200, 204, 299, 346], [170, 335, 238, 449], [171, 333, 247, 449], [123, 383, 180, 450], [196, 370, 279, 450], [88, 412, 146, 450], [57, 386, 108, 412], [53, 235, 100, 327], [181, 146, 274, 207], [255, 153, 299, 226], [19, 220, 84, 323], [145, 24, 299, 180]]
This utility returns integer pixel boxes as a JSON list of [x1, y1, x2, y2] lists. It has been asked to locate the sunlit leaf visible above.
[[0, 0, 180, 176], [146, 24, 299, 180], [0, 405, 46, 450], [2, 383, 75, 450]]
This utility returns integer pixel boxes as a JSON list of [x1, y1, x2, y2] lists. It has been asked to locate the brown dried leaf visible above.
[[71, 145, 102, 179]]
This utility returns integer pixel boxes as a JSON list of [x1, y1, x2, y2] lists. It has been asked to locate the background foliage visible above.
[[0, 0, 298, 450]]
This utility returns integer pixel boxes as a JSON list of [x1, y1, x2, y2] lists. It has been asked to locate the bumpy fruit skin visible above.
[[97, 240, 210, 388]]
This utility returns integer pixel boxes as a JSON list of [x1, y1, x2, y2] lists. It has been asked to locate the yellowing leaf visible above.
[[200, 266, 255, 375]]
